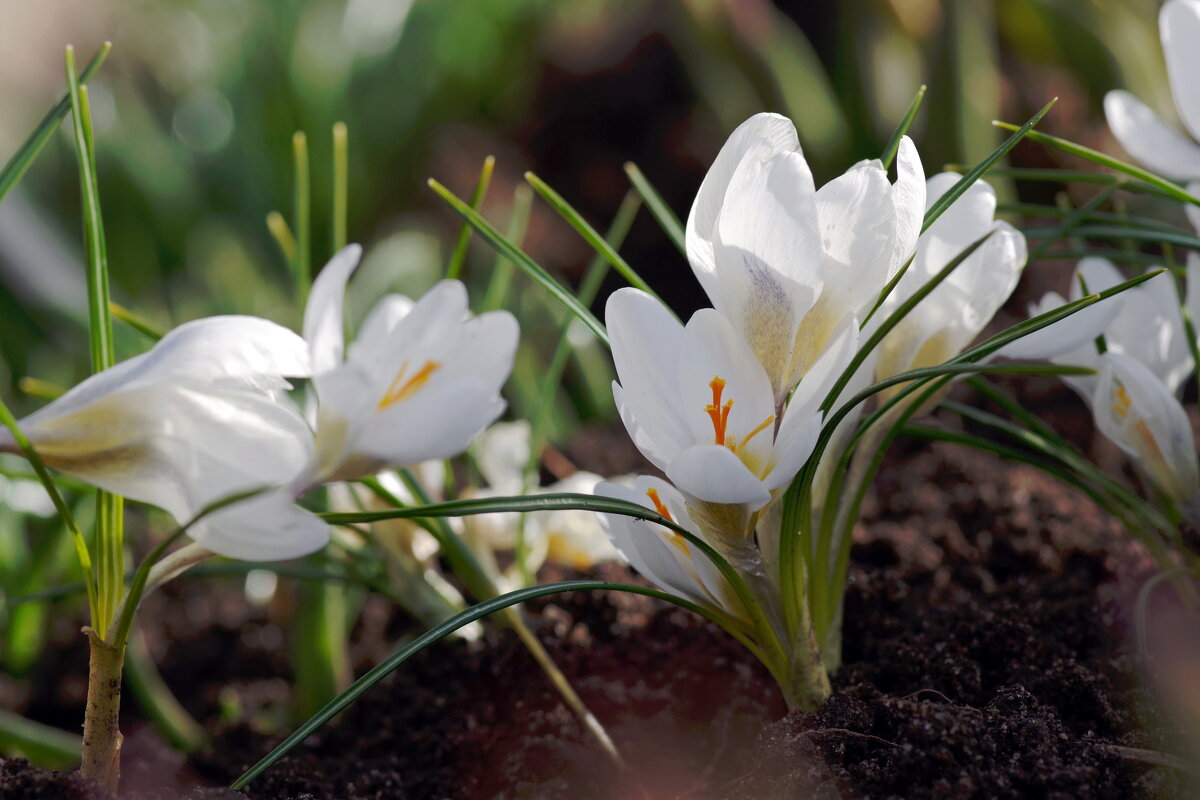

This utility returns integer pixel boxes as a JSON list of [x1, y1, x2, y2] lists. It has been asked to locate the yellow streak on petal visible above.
[[646, 487, 689, 554], [378, 360, 441, 409], [1113, 384, 1132, 419]]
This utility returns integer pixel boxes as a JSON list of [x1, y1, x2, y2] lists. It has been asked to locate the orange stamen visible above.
[[645, 488, 673, 522], [378, 359, 441, 409], [705, 376, 733, 446]]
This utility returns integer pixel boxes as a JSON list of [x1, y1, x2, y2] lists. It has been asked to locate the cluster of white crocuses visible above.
[[0, 244, 518, 563], [592, 112, 1029, 682]]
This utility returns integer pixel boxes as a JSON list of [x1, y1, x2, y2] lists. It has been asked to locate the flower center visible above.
[[703, 375, 774, 456], [1113, 383, 1132, 418], [378, 360, 441, 409]]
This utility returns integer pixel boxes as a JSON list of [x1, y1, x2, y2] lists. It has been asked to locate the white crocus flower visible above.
[[1006, 257, 1200, 517], [1104, 0, 1200, 230], [0, 316, 328, 561], [874, 173, 1027, 396], [686, 112, 925, 405], [607, 288, 823, 536], [1094, 352, 1200, 511], [594, 476, 744, 622], [299, 245, 519, 488]]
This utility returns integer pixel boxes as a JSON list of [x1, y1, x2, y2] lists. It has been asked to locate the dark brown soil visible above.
[[2, 441, 1193, 799]]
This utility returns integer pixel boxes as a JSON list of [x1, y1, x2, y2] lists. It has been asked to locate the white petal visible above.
[[762, 409, 818, 492], [28, 383, 312, 527], [710, 151, 824, 398], [351, 379, 505, 472], [304, 245, 363, 375], [24, 316, 311, 427], [1104, 90, 1200, 181], [1161, 0, 1200, 142], [612, 382, 678, 473], [594, 480, 711, 606], [814, 160, 896, 314], [889, 136, 926, 278], [606, 289, 692, 460], [348, 294, 415, 365], [787, 313, 858, 418], [190, 489, 330, 561], [447, 311, 519, 392], [666, 445, 771, 508], [687, 113, 802, 302]]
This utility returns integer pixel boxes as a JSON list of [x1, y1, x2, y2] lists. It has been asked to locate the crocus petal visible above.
[[666, 445, 771, 509], [710, 151, 824, 397], [190, 489, 331, 561], [447, 311, 519, 392], [1161, 0, 1200, 142], [1094, 351, 1200, 504], [687, 112, 803, 301], [607, 288, 693, 460], [814, 159, 896, 314], [595, 480, 713, 607], [1104, 90, 1200, 181], [304, 245, 363, 374], [348, 294, 415, 365], [787, 313, 858, 418], [26, 382, 312, 530], [762, 408, 819, 492], [23, 316, 311, 427], [999, 287, 1122, 361], [888, 136, 926, 278]]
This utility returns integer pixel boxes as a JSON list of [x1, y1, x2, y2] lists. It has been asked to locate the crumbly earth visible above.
[[1, 442, 1193, 799]]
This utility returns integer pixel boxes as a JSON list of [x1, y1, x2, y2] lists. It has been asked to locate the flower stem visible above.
[[80, 629, 124, 792], [782, 599, 832, 712], [505, 607, 624, 767]]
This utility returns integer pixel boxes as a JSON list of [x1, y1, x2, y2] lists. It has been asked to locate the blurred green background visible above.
[[0, 0, 1169, 426]]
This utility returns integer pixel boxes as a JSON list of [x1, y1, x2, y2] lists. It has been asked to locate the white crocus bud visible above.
[[686, 112, 925, 406], [0, 316, 328, 561]]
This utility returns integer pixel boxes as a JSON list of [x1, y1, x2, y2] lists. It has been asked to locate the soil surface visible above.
[[2, 441, 1194, 799]]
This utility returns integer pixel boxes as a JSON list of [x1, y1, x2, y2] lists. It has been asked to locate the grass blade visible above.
[[446, 156, 495, 280], [293, 132, 311, 306], [109, 302, 165, 341], [880, 85, 927, 169], [993, 123, 1200, 209], [623, 161, 685, 254], [479, 185, 533, 313], [923, 98, 1056, 234], [0, 43, 110, 206], [331, 122, 348, 252], [524, 171, 660, 302], [428, 178, 608, 345], [230, 579, 722, 789]]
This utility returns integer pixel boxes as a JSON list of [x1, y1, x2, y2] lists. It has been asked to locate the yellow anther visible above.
[[741, 414, 775, 450], [378, 360, 441, 409], [1113, 383, 1132, 419]]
